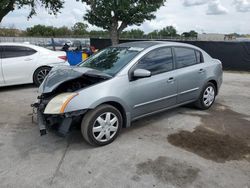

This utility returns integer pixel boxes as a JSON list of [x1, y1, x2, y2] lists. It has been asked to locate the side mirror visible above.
[[133, 69, 151, 79]]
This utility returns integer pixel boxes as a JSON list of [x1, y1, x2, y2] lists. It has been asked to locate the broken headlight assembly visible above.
[[44, 92, 78, 114]]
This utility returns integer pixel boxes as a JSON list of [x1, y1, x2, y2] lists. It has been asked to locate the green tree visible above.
[[121, 29, 144, 39], [72, 22, 88, 36], [56, 26, 73, 36], [26, 25, 56, 37], [79, 0, 166, 45], [147, 30, 159, 39], [182, 30, 198, 38], [26, 25, 74, 37], [89, 30, 109, 38], [0, 0, 63, 23], [0, 27, 24, 36], [158, 26, 178, 38], [228, 33, 240, 37]]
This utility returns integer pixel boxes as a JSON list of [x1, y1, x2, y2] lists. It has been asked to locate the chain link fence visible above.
[[0, 37, 90, 50]]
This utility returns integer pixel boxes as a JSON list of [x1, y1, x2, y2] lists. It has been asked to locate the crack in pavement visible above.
[[49, 137, 71, 186]]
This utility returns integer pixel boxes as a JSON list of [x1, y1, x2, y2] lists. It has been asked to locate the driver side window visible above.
[[136, 47, 174, 75]]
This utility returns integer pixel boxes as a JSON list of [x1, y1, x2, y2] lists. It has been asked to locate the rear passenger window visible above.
[[3, 46, 37, 59], [195, 50, 204, 63], [136, 47, 174, 75], [174, 47, 197, 68]]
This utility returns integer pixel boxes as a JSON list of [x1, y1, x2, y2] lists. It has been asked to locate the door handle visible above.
[[167, 77, 174, 83], [24, 58, 32, 61], [198, 69, 205, 73]]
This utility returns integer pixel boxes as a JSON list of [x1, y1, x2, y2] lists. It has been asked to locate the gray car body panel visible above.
[[40, 41, 223, 128]]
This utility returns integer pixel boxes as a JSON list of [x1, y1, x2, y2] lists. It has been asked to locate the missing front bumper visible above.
[[32, 102, 86, 136], [32, 102, 47, 136], [37, 109, 47, 136], [36, 111, 73, 136]]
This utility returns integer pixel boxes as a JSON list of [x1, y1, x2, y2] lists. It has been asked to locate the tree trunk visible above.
[[110, 28, 119, 45], [109, 20, 127, 46]]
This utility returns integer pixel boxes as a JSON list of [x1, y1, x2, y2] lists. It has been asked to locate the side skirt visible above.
[[131, 99, 196, 123]]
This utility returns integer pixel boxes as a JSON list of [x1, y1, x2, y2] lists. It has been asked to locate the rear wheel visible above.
[[81, 104, 123, 146], [195, 82, 216, 110], [33, 67, 51, 86]]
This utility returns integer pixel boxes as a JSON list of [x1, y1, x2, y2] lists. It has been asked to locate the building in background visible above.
[[197, 33, 239, 41], [198, 33, 226, 41]]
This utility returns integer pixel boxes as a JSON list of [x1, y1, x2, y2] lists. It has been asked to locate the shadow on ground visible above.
[[0, 84, 36, 92], [12, 100, 250, 163]]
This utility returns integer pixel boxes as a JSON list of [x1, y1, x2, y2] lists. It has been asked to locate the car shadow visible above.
[[0, 84, 36, 92], [68, 106, 194, 147], [122, 106, 190, 133], [12, 105, 199, 155]]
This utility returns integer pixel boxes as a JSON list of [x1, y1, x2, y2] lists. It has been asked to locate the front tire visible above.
[[33, 66, 51, 86], [81, 104, 123, 146], [195, 82, 216, 110]]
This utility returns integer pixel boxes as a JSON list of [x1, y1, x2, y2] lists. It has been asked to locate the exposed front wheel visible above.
[[195, 82, 216, 110], [33, 67, 51, 86], [81, 104, 122, 146]]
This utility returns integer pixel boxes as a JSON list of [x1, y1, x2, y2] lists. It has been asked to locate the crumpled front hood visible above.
[[39, 66, 111, 94]]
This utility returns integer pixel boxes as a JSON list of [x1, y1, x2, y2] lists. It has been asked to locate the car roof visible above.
[[116, 40, 198, 50], [0, 42, 52, 52], [0, 42, 35, 46], [0, 42, 38, 47], [116, 41, 165, 49], [116, 40, 212, 61]]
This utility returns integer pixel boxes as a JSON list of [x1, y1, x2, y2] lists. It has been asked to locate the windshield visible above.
[[79, 47, 141, 76]]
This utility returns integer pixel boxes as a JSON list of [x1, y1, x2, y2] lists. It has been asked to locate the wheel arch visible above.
[[67, 95, 132, 128], [99, 101, 128, 128], [207, 79, 218, 95]]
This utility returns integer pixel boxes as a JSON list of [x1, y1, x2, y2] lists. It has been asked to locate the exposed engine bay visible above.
[[40, 74, 108, 99]]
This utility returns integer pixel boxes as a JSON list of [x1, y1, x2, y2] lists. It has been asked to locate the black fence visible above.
[[90, 38, 250, 71]]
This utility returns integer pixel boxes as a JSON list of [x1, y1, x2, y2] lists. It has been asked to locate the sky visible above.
[[1, 0, 250, 34]]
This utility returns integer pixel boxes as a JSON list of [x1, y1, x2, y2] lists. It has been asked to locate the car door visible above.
[[128, 47, 178, 119], [0, 46, 5, 85], [1, 45, 38, 85], [173, 47, 207, 104]]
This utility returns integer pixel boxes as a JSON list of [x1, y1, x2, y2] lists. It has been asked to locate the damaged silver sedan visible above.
[[32, 41, 223, 146]]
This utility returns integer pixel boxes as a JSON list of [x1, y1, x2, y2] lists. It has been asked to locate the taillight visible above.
[[58, 56, 67, 61]]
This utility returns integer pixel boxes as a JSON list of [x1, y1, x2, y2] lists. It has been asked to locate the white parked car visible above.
[[0, 43, 69, 87]]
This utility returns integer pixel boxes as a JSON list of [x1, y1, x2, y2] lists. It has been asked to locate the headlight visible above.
[[44, 93, 78, 114]]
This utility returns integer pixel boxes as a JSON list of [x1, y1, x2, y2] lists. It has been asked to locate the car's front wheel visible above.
[[195, 82, 216, 110], [81, 104, 123, 146]]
